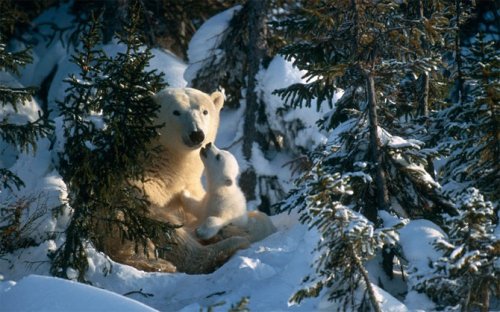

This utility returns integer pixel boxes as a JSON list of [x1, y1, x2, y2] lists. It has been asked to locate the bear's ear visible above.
[[224, 178, 233, 187], [149, 88, 169, 104], [210, 91, 225, 110]]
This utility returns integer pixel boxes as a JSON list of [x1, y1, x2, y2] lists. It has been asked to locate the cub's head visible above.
[[200, 143, 239, 188], [152, 87, 224, 151]]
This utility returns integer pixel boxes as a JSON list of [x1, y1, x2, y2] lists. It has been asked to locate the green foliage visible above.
[[275, 0, 455, 217], [274, 0, 449, 114], [0, 0, 35, 39], [280, 123, 404, 310], [417, 188, 499, 311], [71, 0, 241, 58], [274, 0, 460, 309], [50, 10, 175, 282], [0, 5, 53, 191], [437, 32, 500, 201]]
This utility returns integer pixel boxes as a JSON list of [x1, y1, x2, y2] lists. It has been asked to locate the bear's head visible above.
[[200, 143, 239, 189], [152, 88, 224, 151]]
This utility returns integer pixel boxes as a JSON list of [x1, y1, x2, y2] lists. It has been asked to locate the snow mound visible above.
[[0, 275, 158, 312], [184, 6, 242, 84], [256, 55, 341, 150], [399, 219, 446, 310]]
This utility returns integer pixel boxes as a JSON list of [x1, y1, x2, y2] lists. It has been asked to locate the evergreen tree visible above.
[[437, 31, 499, 201], [50, 10, 175, 282], [416, 6, 500, 309], [71, 0, 241, 58], [275, 0, 455, 217], [417, 188, 499, 311], [0, 0, 51, 42], [274, 0, 456, 307], [0, 2, 52, 191], [281, 143, 404, 311]]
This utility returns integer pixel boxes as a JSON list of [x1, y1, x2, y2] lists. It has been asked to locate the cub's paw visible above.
[[196, 216, 224, 240]]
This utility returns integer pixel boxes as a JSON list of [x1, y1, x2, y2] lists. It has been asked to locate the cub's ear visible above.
[[224, 178, 233, 187], [210, 91, 225, 110]]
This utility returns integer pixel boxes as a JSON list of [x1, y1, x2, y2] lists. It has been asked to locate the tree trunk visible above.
[[240, 0, 268, 202], [418, 0, 424, 19], [418, 71, 430, 117], [242, 0, 267, 160], [455, 0, 465, 103], [366, 72, 389, 222], [353, 251, 382, 312]]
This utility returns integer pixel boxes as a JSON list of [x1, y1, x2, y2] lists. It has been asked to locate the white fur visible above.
[[183, 143, 248, 240], [102, 87, 253, 274], [183, 143, 277, 243]]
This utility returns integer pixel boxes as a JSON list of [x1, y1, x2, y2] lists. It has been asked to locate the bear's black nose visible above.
[[189, 130, 205, 145]]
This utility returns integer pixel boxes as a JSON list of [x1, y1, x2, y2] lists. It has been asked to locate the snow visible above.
[[256, 55, 340, 151], [398, 219, 446, 311], [44, 41, 187, 117], [0, 275, 157, 312], [14, 2, 75, 89], [377, 127, 422, 149], [150, 49, 187, 88], [184, 6, 242, 84], [1, 4, 468, 312], [0, 72, 42, 124], [1, 213, 324, 312], [0, 210, 416, 311]]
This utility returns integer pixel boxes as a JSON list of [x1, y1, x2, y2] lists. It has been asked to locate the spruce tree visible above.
[[275, 0, 456, 308], [71, 0, 241, 58], [437, 31, 499, 201], [0, 2, 52, 191], [418, 5, 500, 310], [51, 10, 175, 281], [0, 0, 53, 263], [417, 188, 499, 311]]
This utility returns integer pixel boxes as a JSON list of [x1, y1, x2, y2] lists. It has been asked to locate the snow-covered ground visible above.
[[1, 216, 444, 311], [0, 212, 324, 311], [0, 4, 456, 312]]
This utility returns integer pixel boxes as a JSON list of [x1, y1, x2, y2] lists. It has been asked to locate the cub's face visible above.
[[200, 143, 239, 187], [153, 88, 224, 151]]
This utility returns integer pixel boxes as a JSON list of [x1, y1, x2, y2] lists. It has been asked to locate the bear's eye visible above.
[[203, 110, 208, 115], [216, 154, 221, 161], [173, 110, 181, 116]]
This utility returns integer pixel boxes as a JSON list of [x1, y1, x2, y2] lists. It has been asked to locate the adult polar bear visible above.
[[104, 88, 250, 274]]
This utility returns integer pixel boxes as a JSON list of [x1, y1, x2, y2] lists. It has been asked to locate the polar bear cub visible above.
[[194, 142, 249, 239], [182, 142, 276, 242]]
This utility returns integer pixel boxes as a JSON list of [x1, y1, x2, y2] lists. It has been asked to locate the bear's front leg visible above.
[[179, 190, 205, 220]]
